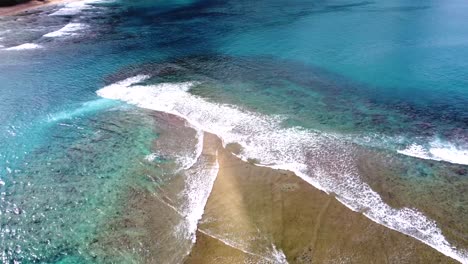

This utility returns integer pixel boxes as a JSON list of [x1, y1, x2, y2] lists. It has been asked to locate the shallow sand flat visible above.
[[188, 230, 273, 263], [88, 111, 457, 263], [356, 150, 468, 253], [91, 115, 221, 263], [186, 142, 457, 263]]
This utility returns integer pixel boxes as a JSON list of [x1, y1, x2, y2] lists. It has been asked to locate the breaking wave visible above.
[[398, 141, 468, 166], [4, 43, 42, 51], [50, 0, 111, 16], [96, 76, 468, 263], [43, 23, 87, 38]]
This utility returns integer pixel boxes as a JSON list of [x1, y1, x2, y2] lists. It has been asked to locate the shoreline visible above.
[[184, 132, 457, 263], [93, 111, 458, 264], [1, 0, 466, 261], [96, 73, 467, 262], [92, 110, 459, 263], [0, 0, 72, 16]]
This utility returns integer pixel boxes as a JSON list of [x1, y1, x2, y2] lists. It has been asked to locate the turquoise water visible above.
[[0, 0, 467, 262]]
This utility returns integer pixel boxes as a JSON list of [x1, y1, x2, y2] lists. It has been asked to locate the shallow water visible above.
[[0, 0, 467, 262]]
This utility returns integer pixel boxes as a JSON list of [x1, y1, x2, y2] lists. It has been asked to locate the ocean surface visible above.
[[0, 0, 467, 262]]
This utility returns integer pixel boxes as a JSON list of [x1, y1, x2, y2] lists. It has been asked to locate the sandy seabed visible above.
[[96, 111, 456, 263], [185, 133, 456, 263]]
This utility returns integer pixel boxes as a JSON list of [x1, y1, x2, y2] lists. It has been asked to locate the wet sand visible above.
[[91, 111, 458, 263], [357, 150, 468, 255], [0, 0, 71, 16], [186, 140, 457, 263], [91, 112, 220, 263]]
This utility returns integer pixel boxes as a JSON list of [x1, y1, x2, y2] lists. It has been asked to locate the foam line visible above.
[[5, 43, 42, 51], [96, 76, 468, 263], [178, 157, 219, 243], [50, 0, 112, 16], [43, 23, 87, 38], [181, 123, 204, 170], [398, 142, 468, 166], [198, 229, 288, 263]]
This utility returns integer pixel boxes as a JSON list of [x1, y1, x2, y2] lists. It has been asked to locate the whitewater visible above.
[[96, 75, 468, 263]]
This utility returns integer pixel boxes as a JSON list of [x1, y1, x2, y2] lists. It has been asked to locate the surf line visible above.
[[96, 75, 468, 264]]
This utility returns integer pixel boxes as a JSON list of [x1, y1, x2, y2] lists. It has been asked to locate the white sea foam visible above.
[[398, 141, 468, 166], [199, 229, 288, 263], [144, 153, 158, 162], [5, 43, 42, 51], [50, 0, 111, 16], [176, 155, 219, 243], [271, 244, 288, 264], [97, 76, 468, 263], [43, 23, 87, 38], [180, 123, 204, 170], [98, 75, 150, 93], [50, 2, 88, 16]]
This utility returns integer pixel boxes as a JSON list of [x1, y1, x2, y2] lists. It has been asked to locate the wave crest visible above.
[[5, 43, 42, 51], [43, 23, 87, 38], [398, 141, 468, 166]]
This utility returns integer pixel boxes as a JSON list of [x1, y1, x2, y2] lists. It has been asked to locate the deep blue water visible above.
[[0, 0, 467, 262]]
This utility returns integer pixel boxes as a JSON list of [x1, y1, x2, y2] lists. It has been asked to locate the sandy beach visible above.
[[0, 0, 70, 16]]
